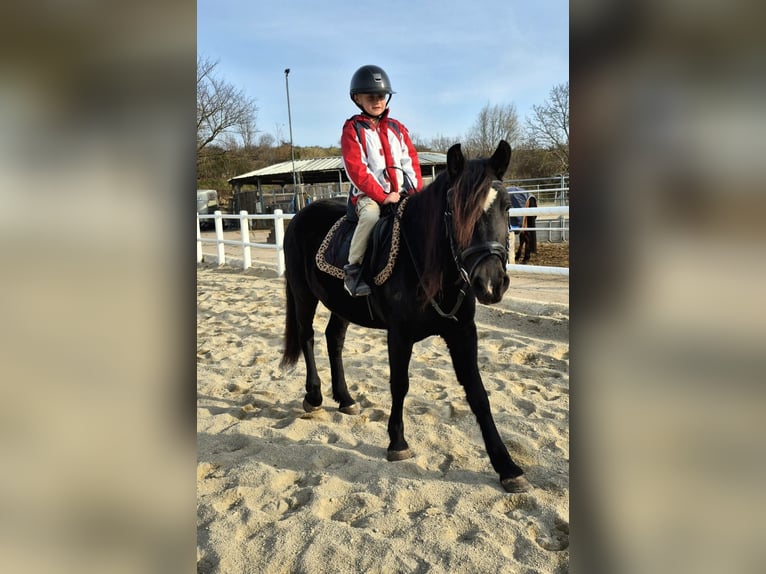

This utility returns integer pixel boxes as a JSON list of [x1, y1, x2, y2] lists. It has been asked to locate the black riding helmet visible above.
[[349, 65, 394, 116]]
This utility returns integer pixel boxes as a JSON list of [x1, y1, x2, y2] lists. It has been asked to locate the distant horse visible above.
[[508, 187, 537, 263], [280, 141, 530, 493]]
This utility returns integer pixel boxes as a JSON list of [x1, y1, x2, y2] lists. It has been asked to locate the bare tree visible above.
[[526, 82, 569, 174], [427, 134, 461, 153], [197, 55, 258, 152], [257, 133, 276, 148], [237, 120, 257, 149], [408, 132, 427, 151], [464, 103, 522, 157]]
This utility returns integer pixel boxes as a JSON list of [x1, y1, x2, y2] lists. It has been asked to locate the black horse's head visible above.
[[447, 140, 512, 305]]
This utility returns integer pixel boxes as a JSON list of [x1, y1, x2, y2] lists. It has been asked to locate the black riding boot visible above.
[[343, 263, 371, 297]]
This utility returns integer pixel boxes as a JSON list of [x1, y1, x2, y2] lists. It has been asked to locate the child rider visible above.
[[341, 64, 422, 296]]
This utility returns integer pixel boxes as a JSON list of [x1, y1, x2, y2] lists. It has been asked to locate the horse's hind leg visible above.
[[325, 313, 359, 414], [522, 232, 531, 263], [525, 217, 537, 263], [517, 231, 531, 263], [294, 293, 323, 412]]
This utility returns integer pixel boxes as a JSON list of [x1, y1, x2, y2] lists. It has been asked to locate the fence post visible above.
[[196, 215, 202, 263], [239, 210, 251, 270], [560, 175, 566, 205], [274, 209, 286, 276], [214, 210, 225, 265]]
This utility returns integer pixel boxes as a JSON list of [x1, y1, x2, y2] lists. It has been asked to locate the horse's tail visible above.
[[280, 279, 301, 369]]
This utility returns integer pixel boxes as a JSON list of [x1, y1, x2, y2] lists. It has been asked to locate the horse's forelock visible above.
[[412, 164, 495, 306], [451, 166, 492, 249]]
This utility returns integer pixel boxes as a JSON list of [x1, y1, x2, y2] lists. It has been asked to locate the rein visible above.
[[399, 186, 508, 321], [400, 213, 466, 322]]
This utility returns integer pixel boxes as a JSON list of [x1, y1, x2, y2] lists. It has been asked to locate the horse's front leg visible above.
[[325, 312, 359, 414], [443, 324, 531, 493], [385, 328, 414, 461]]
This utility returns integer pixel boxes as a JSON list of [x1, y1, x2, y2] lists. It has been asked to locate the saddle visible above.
[[315, 198, 408, 286]]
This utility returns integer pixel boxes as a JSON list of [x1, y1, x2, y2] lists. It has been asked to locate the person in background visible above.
[[341, 64, 422, 297]]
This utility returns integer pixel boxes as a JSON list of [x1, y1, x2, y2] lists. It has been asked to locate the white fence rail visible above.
[[198, 205, 569, 277], [197, 210, 294, 275], [507, 204, 569, 276]]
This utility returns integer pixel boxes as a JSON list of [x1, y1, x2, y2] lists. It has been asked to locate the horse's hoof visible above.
[[386, 448, 413, 461], [302, 398, 322, 412], [339, 403, 360, 415], [501, 476, 532, 493]]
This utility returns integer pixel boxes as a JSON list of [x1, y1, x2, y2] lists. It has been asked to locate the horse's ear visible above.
[[489, 140, 512, 180], [447, 143, 465, 179]]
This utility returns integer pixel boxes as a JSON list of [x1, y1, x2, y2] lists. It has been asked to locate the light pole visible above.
[[284, 68, 300, 210]]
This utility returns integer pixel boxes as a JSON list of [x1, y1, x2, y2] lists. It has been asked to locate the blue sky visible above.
[[198, 0, 568, 148]]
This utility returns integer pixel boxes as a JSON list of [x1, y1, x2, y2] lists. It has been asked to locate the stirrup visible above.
[[343, 264, 371, 297]]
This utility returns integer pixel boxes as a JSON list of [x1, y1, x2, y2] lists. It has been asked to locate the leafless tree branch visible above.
[[525, 82, 569, 173], [197, 55, 259, 153], [464, 103, 522, 158]]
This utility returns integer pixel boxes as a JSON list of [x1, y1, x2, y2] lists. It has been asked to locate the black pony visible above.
[[280, 141, 530, 493]]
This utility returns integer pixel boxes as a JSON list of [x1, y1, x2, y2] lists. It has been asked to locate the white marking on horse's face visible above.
[[483, 186, 498, 212]]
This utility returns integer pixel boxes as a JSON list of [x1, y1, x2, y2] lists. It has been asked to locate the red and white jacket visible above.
[[341, 108, 423, 207]]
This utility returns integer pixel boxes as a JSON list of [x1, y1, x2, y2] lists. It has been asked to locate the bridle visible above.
[[400, 183, 508, 321], [443, 182, 508, 284], [446, 184, 509, 279]]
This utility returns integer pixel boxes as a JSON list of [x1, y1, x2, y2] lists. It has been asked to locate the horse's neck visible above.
[[403, 193, 458, 282]]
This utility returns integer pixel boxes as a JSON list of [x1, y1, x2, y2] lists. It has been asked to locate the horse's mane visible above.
[[406, 159, 493, 305]]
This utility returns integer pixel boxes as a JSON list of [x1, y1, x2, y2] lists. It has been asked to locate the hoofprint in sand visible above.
[[197, 265, 569, 573]]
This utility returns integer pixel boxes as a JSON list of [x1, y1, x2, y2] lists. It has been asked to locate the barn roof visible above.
[[228, 152, 447, 187]]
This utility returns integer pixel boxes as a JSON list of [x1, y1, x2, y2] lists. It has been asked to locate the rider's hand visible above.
[[382, 192, 401, 205]]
